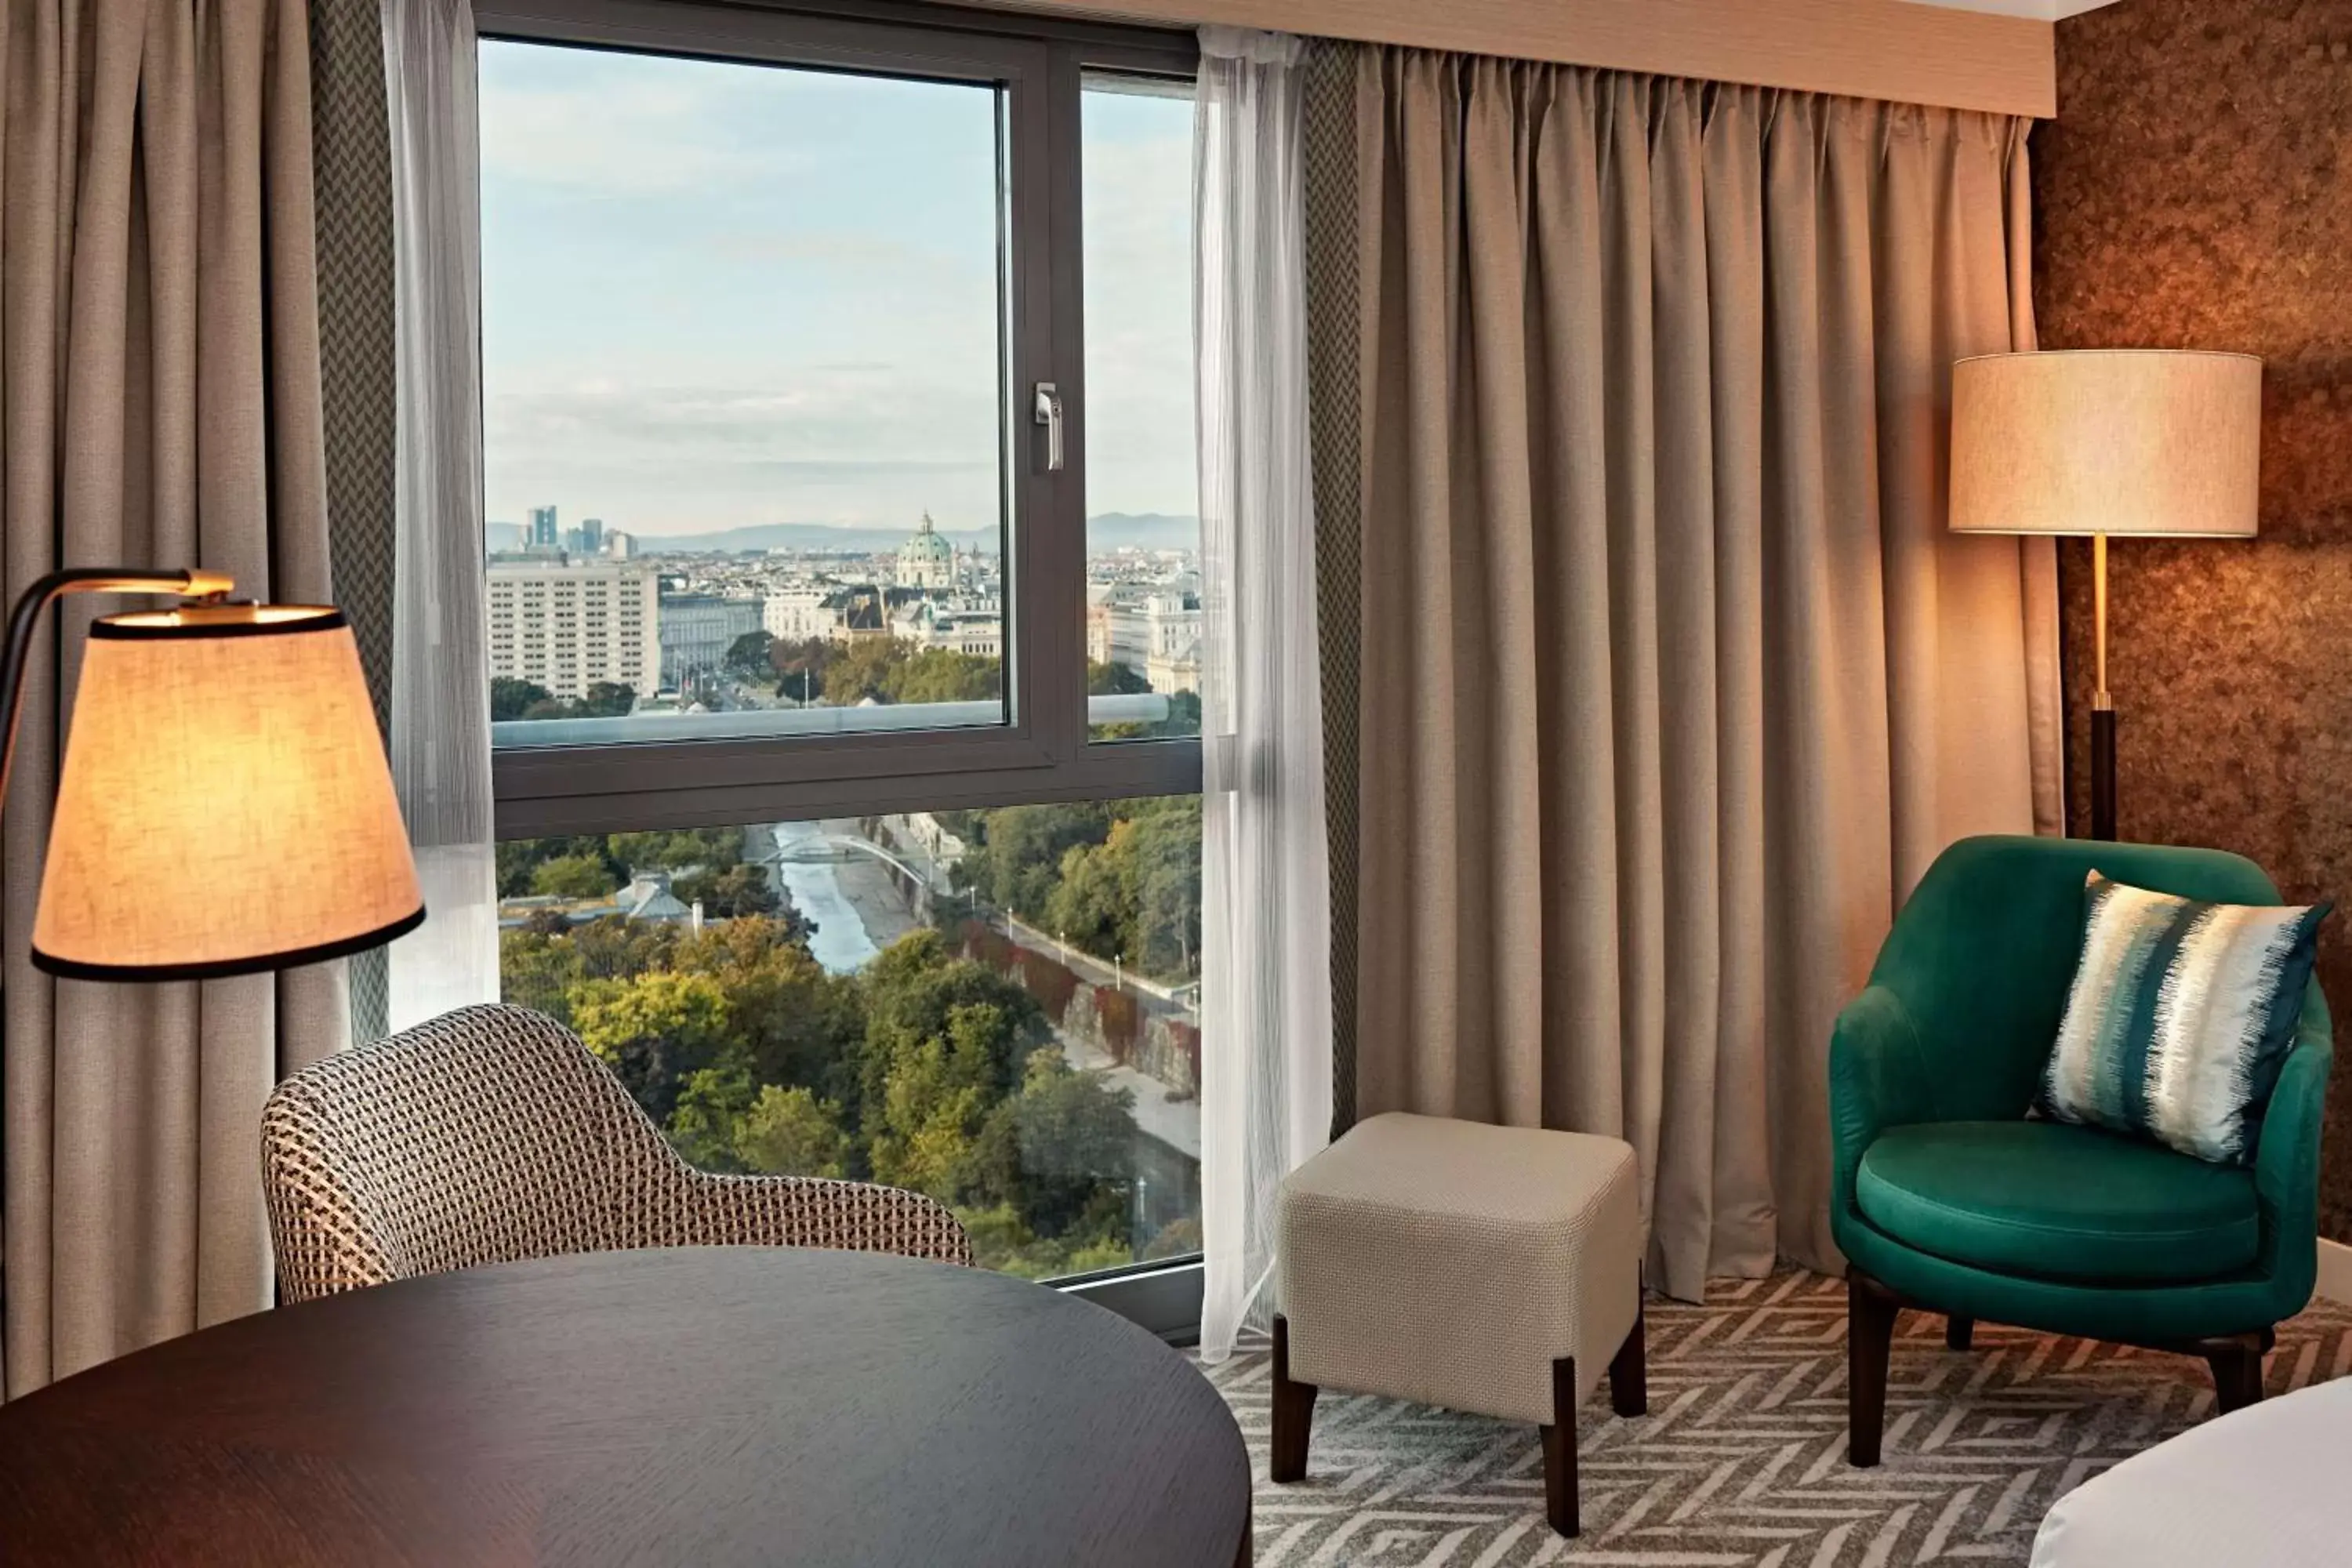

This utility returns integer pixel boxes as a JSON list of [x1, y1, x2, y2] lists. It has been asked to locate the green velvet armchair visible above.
[[1831, 834, 2332, 1466]]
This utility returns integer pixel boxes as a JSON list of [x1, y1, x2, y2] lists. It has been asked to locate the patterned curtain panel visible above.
[[310, 0, 400, 1044], [1330, 49, 2064, 1298], [0, 0, 349, 1396]]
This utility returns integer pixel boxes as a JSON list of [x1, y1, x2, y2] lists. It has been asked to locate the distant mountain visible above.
[[612, 514, 1199, 556], [1086, 514, 1199, 552], [626, 522, 981, 554]]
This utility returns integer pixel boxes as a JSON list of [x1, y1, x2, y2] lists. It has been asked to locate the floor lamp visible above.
[[2, 569, 421, 980], [1948, 350, 2263, 841]]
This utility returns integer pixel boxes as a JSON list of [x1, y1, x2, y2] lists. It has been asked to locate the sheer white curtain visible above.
[[383, 0, 497, 1031], [1195, 27, 1331, 1364]]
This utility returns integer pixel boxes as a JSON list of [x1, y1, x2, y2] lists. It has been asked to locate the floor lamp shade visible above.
[[1948, 350, 2262, 539], [31, 605, 424, 981], [1947, 348, 2261, 844]]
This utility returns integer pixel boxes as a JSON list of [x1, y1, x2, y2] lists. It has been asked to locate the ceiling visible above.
[[1899, 0, 2123, 16]]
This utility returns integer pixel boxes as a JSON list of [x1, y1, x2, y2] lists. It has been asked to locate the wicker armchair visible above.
[[261, 1003, 971, 1302]]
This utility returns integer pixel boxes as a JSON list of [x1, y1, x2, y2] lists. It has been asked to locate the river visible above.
[[764, 820, 916, 974]]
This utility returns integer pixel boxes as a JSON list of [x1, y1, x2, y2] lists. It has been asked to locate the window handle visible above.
[[1033, 382, 1064, 473]]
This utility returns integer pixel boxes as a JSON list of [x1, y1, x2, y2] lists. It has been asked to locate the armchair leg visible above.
[[1945, 1315, 1974, 1352], [2198, 1331, 2267, 1415], [1269, 1316, 1317, 1483], [1846, 1267, 1899, 1468]]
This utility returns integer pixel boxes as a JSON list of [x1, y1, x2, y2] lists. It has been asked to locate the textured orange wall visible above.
[[2035, 0, 2352, 1242]]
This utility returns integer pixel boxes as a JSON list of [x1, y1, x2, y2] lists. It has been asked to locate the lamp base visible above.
[[2089, 703, 2117, 842]]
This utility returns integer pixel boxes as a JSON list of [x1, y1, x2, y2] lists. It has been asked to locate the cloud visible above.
[[478, 45, 811, 195], [481, 375, 1004, 533]]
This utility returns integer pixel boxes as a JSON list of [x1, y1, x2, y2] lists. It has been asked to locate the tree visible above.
[[769, 637, 834, 702], [572, 970, 734, 1121], [855, 931, 1048, 1115], [724, 630, 775, 681], [491, 677, 552, 721], [865, 1002, 1004, 1200], [493, 676, 631, 723], [1126, 797, 1203, 978], [611, 826, 742, 873], [666, 1059, 759, 1171], [959, 803, 1112, 919], [1087, 660, 1151, 695], [575, 681, 636, 718], [887, 649, 1000, 705], [967, 1047, 1135, 1239], [676, 861, 779, 920], [823, 637, 909, 705], [1045, 829, 1130, 961], [497, 927, 585, 1022], [960, 797, 1199, 981], [530, 854, 616, 902], [737, 1084, 849, 1177]]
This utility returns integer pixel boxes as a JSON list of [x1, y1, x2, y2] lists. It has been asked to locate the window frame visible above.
[[474, 0, 1202, 841], [471, 0, 1209, 1331]]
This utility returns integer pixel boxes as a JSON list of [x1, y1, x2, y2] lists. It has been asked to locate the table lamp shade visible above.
[[1949, 350, 2262, 538], [31, 605, 423, 980]]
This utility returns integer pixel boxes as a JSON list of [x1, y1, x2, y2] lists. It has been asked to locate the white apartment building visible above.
[[764, 585, 837, 642], [486, 559, 660, 701], [891, 598, 1003, 659], [1087, 586, 1200, 691]]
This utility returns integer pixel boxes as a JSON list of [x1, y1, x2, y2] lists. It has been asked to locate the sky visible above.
[[478, 41, 1197, 540]]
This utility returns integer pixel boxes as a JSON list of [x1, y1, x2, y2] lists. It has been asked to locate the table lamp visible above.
[[2, 568, 422, 980], [1948, 350, 2262, 840]]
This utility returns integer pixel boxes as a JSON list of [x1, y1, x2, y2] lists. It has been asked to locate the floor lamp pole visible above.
[[2089, 532, 2118, 841]]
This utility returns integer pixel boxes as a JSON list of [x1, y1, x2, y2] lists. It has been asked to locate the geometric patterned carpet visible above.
[[1201, 1270, 2352, 1566]]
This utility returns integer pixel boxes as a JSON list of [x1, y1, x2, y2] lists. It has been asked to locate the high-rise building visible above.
[[485, 559, 659, 702], [604, 530, 637, 560], [580, 517, 604, 554], [528, 504, 560, 549]]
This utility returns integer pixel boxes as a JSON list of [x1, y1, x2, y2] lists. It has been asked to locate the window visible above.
[[474, 0, 1201, 1299], [1081, 74, 1201, 743], [480, 40, 1010, 746], [497, 800, 1202, 1278]]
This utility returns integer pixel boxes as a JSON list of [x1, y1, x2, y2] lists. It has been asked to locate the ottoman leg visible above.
[[1946, 1315, 1974, 1351], [1609, 1293, 1648, 1417], [1269, 1316, 1318, 1483], [1539, 1356, 1579, 1537]]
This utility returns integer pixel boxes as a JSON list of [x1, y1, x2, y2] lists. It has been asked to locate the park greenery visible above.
[[496, 826, 782, 919], [489, 677, 636, 723], [726, 630, 1202, 739], [496, 807, 1205, 1278], [944, 797, 1202, 983]]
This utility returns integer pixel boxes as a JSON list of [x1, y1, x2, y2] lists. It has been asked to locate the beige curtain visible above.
[[1, 0, 346, 1397], [1349, 52, 2062, 1301]]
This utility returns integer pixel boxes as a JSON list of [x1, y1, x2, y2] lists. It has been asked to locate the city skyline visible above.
[[484, 507, 1202, 561]]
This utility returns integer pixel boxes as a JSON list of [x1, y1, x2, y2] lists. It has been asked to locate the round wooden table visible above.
[[0, 1247, 1252, 1566]]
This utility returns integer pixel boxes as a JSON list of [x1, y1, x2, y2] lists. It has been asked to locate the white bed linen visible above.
[[2031, 1374, 2352, 1567]]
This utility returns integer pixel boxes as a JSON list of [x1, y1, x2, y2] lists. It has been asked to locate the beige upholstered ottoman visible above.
[[1271, 1112, 1646, 1537]]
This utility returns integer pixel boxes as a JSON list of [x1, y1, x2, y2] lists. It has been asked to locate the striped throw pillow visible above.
[[2040, 870, 2329, 1166]]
